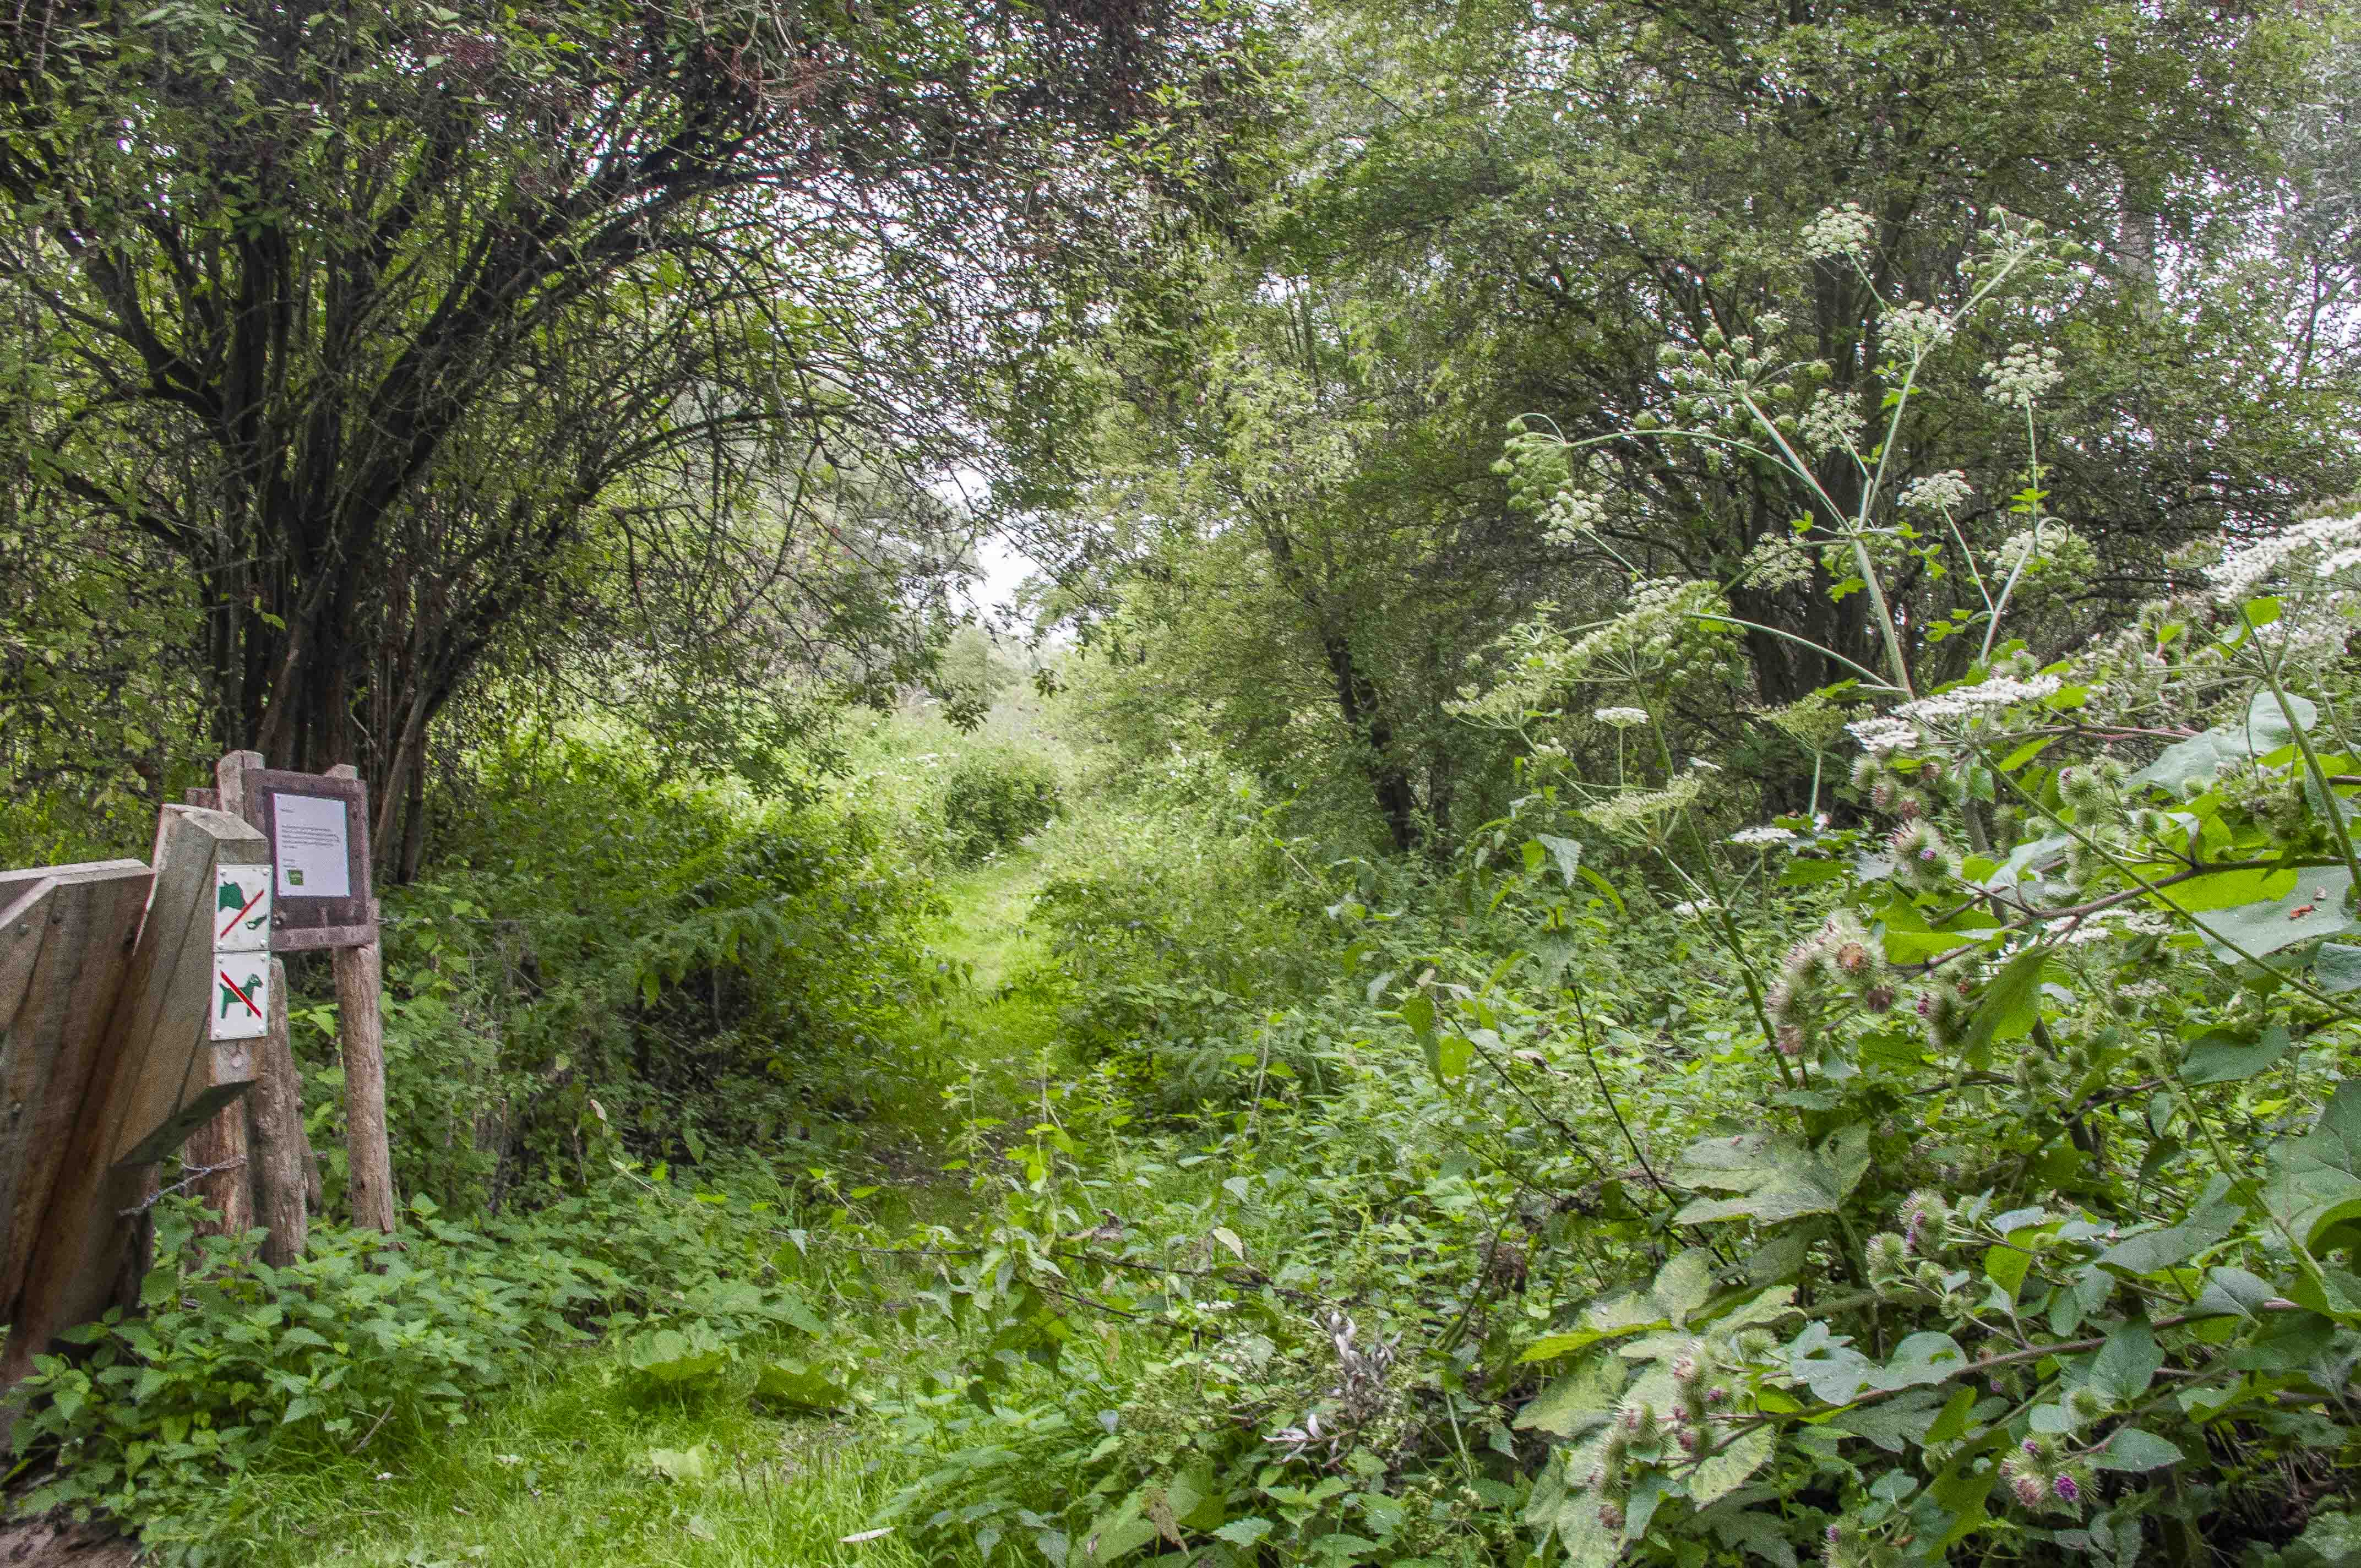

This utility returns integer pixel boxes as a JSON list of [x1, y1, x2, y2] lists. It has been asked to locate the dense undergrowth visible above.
[[16, 291, 2361, 1565]]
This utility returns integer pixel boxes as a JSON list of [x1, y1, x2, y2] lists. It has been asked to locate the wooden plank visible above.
[[273, 923, 378, 952], [1, 808, 266, 1387], [0, 879, 56, 1038], [110, 808, 270, 1167], [0, 859, 147, 897], [0, 863, 152, 1317]]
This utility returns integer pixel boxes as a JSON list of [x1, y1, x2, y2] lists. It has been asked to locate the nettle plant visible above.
[[1461, 210, 2361, 1567]]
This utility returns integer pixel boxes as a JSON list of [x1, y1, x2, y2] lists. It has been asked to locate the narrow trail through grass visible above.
[[253, 851, 1062, 1568]]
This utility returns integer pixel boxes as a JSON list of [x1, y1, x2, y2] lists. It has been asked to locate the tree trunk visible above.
[[333, 940, 398, 1232]]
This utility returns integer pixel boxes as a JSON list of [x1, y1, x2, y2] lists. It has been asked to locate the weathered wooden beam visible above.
[[108, 808, 270, 1167], [0, 863, 151, 1320], [0, 808, 269, 1389]]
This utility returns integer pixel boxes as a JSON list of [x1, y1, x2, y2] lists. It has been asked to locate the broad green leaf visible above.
[[1687, 1427, 1772, 1506], [1535, 834, 1585, 888], [2292, 1512, 2361, 1568], [753, 1358, 849, 1409], [2191, 1266, 2279, 1321], [1425, 1030, 1472, 1083], [2091, 1428, 2182, 1472], [1984, 1228, 2036, 1301], [1956, 944, 2049, 1065], [2132, 693, 2318, 792], [1672, 1126, 1870, 1226], [1876, 1331, 1968, 1390], [649, 1444, 712, 1482], [1214, 1518, 1274, 1548], [1650, 1248, 1716, 1324], [2319, 944, 2361, 994], [2193, 868, 2357, 959], [1515, 1357, 1628, 1434], [2182, 1027, 2296, 1085], [2264, 1080, 2361, 1254], [1519, 1319, 1659, 1364], [2097, 1201, 2238, 1277], [1826, 1386, 1949, 1452], [1709, 1511, 1798, 1568], [2086, 1321, 2163, 1405], [1922, 1385, 1978, 1446]]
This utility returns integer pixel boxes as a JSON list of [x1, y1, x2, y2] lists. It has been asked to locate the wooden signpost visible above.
[[0, 749, 396, 1395], [204, 753, 395, 1237]]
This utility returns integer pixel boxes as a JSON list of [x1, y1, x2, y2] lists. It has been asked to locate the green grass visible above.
[[240, 1341, 956, 1568], [234, 703, 1088, 1566]]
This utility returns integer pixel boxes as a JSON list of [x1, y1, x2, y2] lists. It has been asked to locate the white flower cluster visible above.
[[1670, 899, 1719, 919], [1802, 202, 1876, 262], [1897, 470, 1974, 513], [1800, 388, 1865, 453], [1583, 774, 1705, 836], [1983, 344, 2064, 407], [2204, 510, 2361, 602], [1743, 531, 1816, 591], [2044, 907, 2178, 945], [1847, 716, 1920, 754], [1895, 673, 2063, 725], [1593, 706, 1650, 729], [1544, 487, 1608, 546], [1880, 301, 1953, 358], [1729, 825, 1799, 847]]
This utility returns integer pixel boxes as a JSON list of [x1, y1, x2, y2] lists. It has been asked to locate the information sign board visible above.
[[233, 769, 374, 952]]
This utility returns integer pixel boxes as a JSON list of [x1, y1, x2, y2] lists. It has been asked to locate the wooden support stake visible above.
[[246, 957, 309, 1265], [204, 760, 314, 1260], [182, 1099, 252, 1239], [333, 939, 396, 1232]]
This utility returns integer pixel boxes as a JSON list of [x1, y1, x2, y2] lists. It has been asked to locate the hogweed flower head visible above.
[[1803, 202, 1877, 261], [1898, 470, 1974, 513], [1984, 344, 2064, 407]]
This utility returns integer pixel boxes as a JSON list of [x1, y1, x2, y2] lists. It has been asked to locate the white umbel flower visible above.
[[1847, 716, 1920, 754], [1897, 471, 1974, 513], [1593, 706, 1651, 729], [1803, 202, 1876, 261]]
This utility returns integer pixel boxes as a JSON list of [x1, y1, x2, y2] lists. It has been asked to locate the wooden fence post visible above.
[[208, 754, 317, 1256], [320, 763, 396, 1233], [246, 957, 309, 1265], [333, 938, 396, 1232]]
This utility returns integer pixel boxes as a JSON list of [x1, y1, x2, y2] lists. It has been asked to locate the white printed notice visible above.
[[272, 792, 352, 899]]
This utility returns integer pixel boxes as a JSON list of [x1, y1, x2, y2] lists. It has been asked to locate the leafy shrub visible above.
[[939, 747, 1063, 864], [13, 1170, 835, 1562], [846, 209, 2361, 1568], [336, 734, 945, 1207]]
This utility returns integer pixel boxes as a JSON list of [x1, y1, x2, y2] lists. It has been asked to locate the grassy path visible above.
[[250, 854, 1058, 1568]]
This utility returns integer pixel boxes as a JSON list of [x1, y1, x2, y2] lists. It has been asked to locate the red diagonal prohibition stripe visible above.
[[218, 970, 261, 1018]]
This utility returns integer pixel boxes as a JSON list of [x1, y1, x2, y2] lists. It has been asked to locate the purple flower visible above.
[[2054, 1473, 2079, 1504]]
